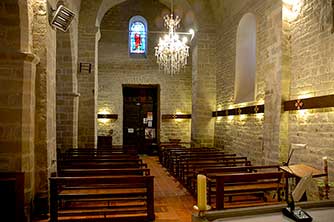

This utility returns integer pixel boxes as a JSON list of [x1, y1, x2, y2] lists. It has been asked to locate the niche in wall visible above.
[[234, 13, 257, 104]]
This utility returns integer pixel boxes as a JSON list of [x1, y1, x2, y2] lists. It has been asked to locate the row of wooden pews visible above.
[[159, 144, 285, 210], [50, 148, 155, 222]]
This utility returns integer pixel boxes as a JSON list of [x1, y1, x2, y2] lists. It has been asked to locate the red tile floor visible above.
[[144, 155, 196, 222], [33, 155, 196, 222]]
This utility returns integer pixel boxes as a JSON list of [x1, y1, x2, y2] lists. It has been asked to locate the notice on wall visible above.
[[147, 112, 153, 121], [128, 128, 134, 133], [145, 128, 155, 139], [147, 120, 152, 127]]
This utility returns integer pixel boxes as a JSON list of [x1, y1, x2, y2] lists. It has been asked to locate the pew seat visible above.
[[50, 175, 155, 222], [212, 171, 284, 210]]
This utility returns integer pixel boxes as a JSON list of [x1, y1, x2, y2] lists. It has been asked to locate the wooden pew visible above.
[[163, 147, 221, 170], [61, 153, 140, 160], [49, 175, 155, 222], [0, 172, 25, 222], [159, 146, 218, 167], [213, 171, 284, 210], [58, 159, 147, 172], [190, 165, 281, 203], [158, 143, 184, 163], [58, 168, 150, 177], [178, 157, 250, 186], [174, 153, 237, 178]]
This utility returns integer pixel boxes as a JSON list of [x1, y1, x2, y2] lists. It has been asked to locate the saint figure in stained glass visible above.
[[130, 21, 146, 54], [134, 33, 141, 49]]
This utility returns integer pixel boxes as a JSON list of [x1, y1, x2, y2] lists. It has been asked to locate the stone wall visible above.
[[97, 0, 193, 145], [0, 0, 39, 219], [286, 0, 334, 177], [56, 0, 81, 150], [212, 0, 282, 165]]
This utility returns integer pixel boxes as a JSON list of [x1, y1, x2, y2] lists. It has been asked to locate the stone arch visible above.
[[234, 13, 257, 104], [77, 0, 215, 148], [96, 0, 197, 28]]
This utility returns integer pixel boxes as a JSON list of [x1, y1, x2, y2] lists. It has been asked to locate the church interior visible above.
[[1, 0, 334, 221]]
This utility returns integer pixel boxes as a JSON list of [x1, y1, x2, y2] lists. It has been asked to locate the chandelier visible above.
[[155, 1, 192, 75]]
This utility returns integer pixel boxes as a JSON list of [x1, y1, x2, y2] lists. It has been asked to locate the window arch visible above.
[[234, 13, 257, 103], [129, 16, 148, 57]]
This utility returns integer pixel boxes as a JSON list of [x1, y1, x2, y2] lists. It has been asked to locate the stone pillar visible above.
[[32, 0, 57, 206], [0, 51, 39, 220], [56, 30, 79, 150], [262, 2, 283, 164], [0, 0, 39, 219], [77, 27, 100, 148], [191, 31, 217, 147], [279, 15, 292, 164]]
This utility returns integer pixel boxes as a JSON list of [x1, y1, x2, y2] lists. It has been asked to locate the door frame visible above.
[[122, 84, 160, 147]]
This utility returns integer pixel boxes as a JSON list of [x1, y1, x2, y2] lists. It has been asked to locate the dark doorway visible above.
[[123, 85, 159, 154]]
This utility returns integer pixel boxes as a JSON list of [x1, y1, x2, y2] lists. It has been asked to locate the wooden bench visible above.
[[60, 154, 140, 161], [175, 154, 239, 178], [213, 171, 284, 210], [58, 168, 150, 177], [171, 152, 232, 174], [163, 148, 222, 171], [0, 172, 25, 222], [189, 165, 281, 202], [50, 175, 155, 222], [160, 147, 219, 168], [58, 159, 147, 171], [179, 157, 251, 186]]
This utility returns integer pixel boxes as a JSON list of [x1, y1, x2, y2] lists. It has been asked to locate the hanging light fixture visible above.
[[155, 0, 193, 76]]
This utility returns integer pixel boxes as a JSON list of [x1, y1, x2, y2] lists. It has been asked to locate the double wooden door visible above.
[[123, 86, 158, 154]]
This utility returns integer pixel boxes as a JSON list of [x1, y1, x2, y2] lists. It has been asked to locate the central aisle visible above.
[[142, 156, 196, 222]]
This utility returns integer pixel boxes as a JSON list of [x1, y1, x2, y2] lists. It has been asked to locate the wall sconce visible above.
[[283, 94, 334, 111], [50, 5, 75, 32], [212, 104, 264, 117], [162, 114, 192, 120], [97, 114, 118, 119]]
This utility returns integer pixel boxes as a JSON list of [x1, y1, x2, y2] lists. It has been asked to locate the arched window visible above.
[[234, 13, 256, 103], [129, 16, 148, 57]]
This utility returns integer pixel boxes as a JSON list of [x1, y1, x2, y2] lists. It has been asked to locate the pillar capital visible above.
[[0, 50, 40, 64]]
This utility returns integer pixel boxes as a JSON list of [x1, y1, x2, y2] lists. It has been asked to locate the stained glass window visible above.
[[129, 16, 147, 56]]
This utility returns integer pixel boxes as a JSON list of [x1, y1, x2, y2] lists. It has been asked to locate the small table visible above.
[[280, 164, 327, 201]]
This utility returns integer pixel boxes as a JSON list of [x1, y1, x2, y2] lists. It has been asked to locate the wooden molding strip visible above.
[[212, 104, 265, 117], [162, 114, 192, 119], [283, 95, 334, 111]]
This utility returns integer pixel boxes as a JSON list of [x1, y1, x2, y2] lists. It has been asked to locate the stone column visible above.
[[191, 30, 217, 147], [56, 30, 79, 150], [279, 15, 292, 164], [77, 27, 100, 148], [32, 0, 57, 206], [0, 51, 39, 220], [0, 0, 39, 219], [262, 2, 283, 164]]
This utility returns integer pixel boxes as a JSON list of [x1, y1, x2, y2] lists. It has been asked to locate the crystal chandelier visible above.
[[155, 1, 190, 76]]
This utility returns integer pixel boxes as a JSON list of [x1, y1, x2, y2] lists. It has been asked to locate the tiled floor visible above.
[[33, 155, 196, 222], [143, 155, 196, 222]]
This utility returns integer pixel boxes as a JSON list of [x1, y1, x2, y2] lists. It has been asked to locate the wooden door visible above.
[[123, 86, 158, 154]]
